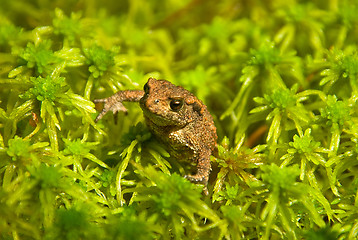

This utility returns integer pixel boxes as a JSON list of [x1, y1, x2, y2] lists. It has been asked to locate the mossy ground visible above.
[[1, 0, 358, 239]]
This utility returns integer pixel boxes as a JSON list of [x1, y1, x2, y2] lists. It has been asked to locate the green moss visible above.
[[320, 95, 351, 127], [19, 40, 60, 74], [83, 45, 116, 78], [62, 138, 92, 156], [6, 136, 30, 156], [289, 129, 321, 154], [248, 41, 282, 67], [105, 208, 157, 240], [305, 226, 339, 240], [49, 208, 94, 240], [265, 88, 297, 110], [53, 8, 82, 44], [24, 75, 66, 102], [261, 164, 300, 192], [28, 164, 62, 189], [0, 22, 22, 47], [152, 173, 200, 217], [1, 0, 358, 239], [99, 169, 115, 188], [320, 48, 358, 95]]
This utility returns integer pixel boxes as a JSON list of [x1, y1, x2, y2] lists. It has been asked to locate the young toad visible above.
[[94, 78, 217, 192]]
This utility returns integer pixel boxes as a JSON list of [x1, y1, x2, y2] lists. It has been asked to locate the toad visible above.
[[94, 78, 217, 193]]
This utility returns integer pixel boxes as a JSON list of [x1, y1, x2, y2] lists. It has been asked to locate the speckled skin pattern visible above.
[[94, 78, 217, 191]]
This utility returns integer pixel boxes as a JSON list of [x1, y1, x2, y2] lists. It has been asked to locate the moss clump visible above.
[[23, 75, 66, 102], [83, 45, 116, 78], [1, 0, 358, 239], [19, 41, 60, 74]]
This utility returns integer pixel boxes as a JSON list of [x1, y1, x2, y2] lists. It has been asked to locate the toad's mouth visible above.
[[142, 108, 176, 126], [141, 107, 187, 128]]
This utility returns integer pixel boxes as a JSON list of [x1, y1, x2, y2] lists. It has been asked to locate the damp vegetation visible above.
[[0, 0, 358, 239]]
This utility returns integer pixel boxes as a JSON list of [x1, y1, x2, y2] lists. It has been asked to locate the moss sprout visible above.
[[19, 40, 61, 75], [83, 45, 116, 78], [6, 136, 32, 160], [320, 48, 358, 96], [320, 95, 352, 128], [1, 0, 358, 239], [0, 21, 22, 48], [23, 75, 66, 102], [53, 8, 82, 45]]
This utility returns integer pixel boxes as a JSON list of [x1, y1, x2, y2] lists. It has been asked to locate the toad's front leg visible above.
[[94, 90, 144, 122], [185, 148, 212, 195]]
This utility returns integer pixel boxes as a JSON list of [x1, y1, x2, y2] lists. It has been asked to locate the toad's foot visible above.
[[184, 173, 208, 183], [93, 90, 144, 122], [185, 173, 209, 195], [94, 97, 128, 122]]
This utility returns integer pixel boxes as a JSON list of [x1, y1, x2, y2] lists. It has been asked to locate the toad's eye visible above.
[[170, 98, 184, 111]]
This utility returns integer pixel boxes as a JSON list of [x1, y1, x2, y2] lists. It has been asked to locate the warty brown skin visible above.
[[94, 78, 217, 193]]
